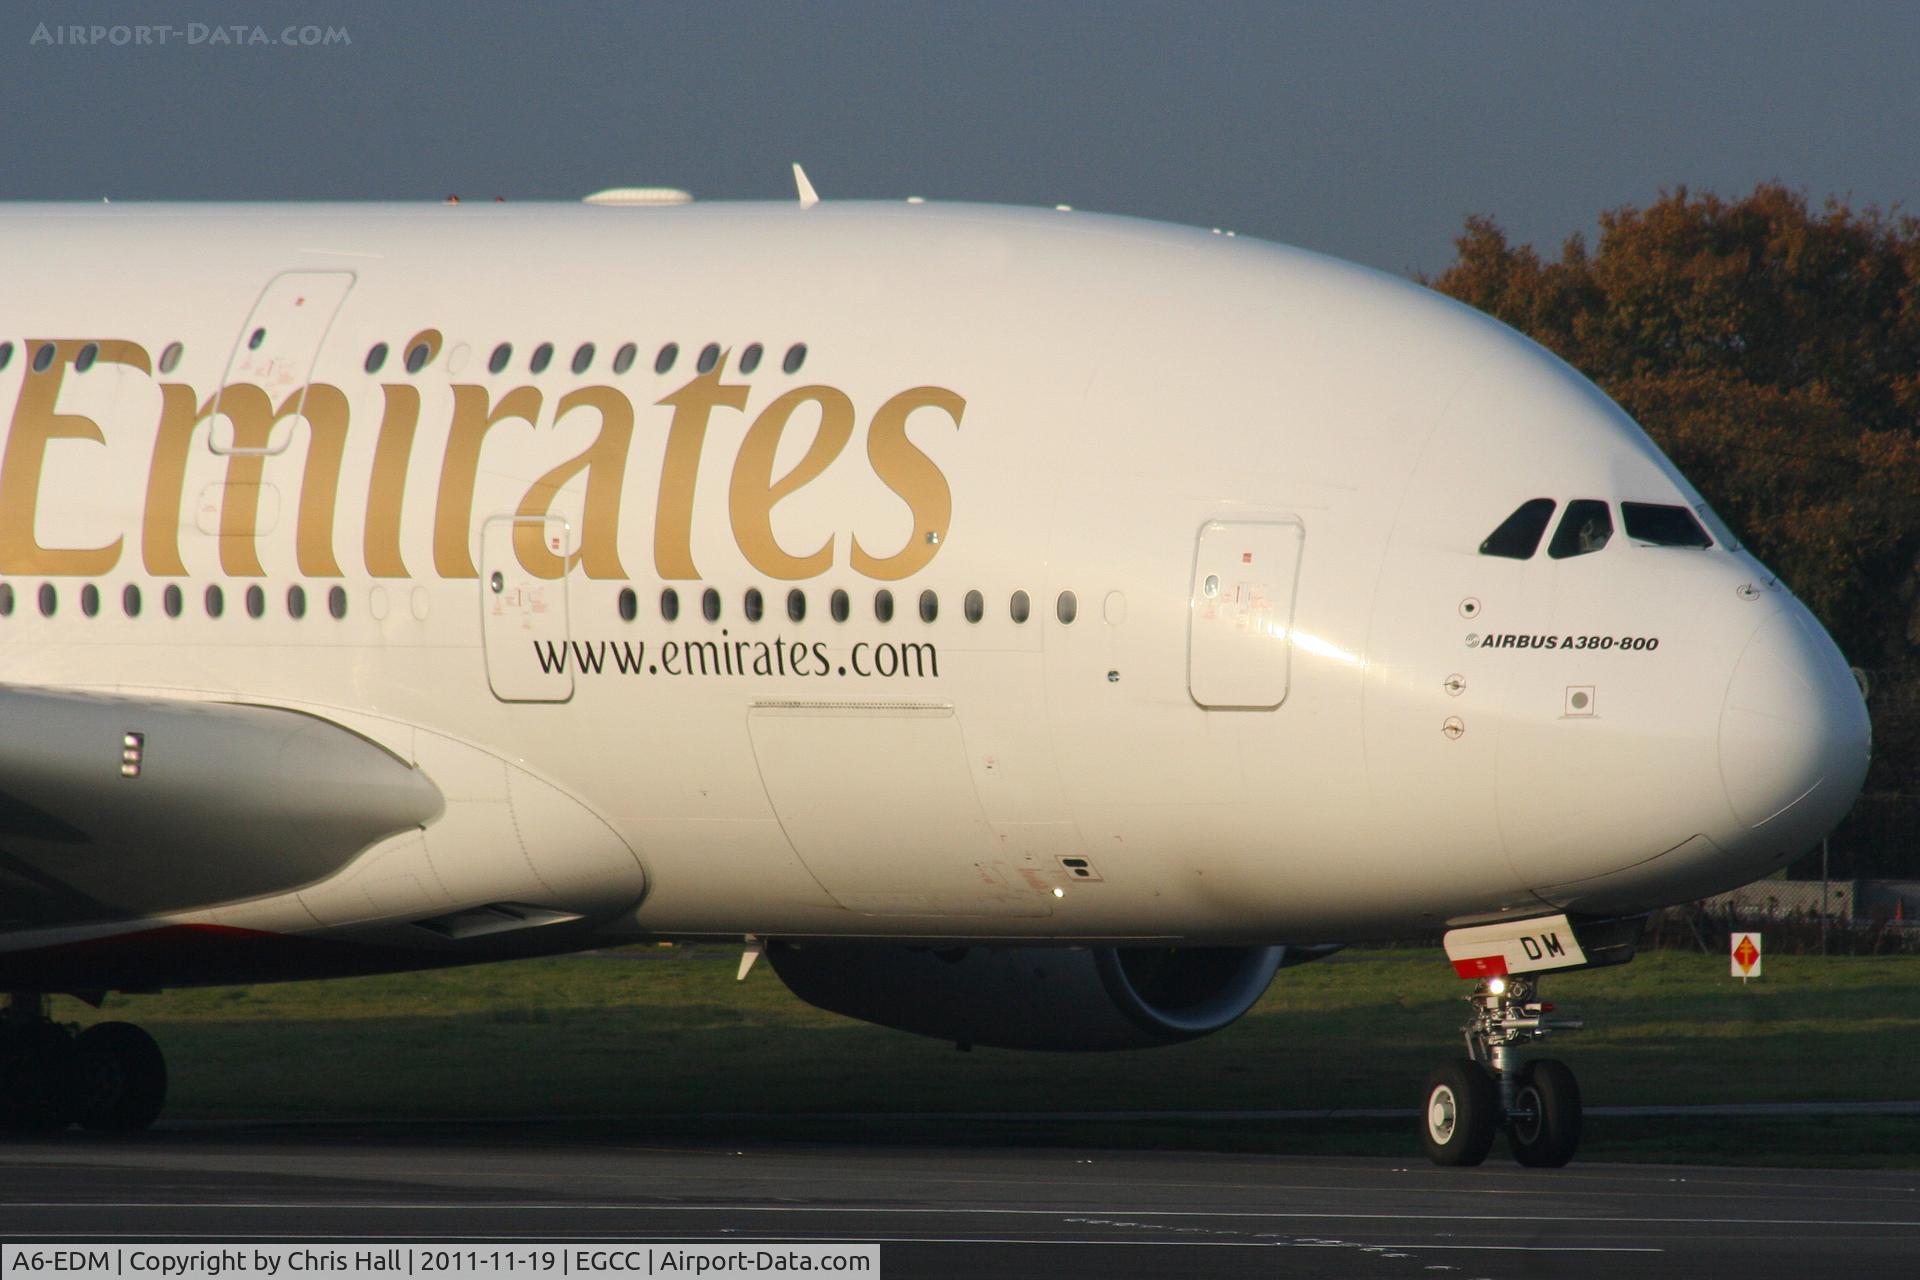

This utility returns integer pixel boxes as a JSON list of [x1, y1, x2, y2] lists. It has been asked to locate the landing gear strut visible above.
[[0, 994, 166, 1135], [1421, 975, 1584, 1168]]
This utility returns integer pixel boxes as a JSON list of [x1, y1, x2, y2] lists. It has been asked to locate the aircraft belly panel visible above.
[[749, 702, 1053, 918], [299, 727, 648, 927]]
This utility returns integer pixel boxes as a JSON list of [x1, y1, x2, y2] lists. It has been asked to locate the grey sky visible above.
[[5, 1, 1918, 276]]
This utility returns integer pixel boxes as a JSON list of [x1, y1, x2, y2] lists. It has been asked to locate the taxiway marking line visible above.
[[1, 1203, 1912, 1229]]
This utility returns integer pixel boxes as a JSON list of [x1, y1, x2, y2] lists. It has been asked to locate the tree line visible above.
[[1426, 184, 1920, 878]]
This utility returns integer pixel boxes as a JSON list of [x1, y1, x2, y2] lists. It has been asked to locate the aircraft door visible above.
[[479, 515, 574, 703], [209, 270, 355, 455], [1188, 519, 1304, 709]]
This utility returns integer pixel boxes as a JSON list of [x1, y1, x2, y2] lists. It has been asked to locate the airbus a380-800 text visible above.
[[0, 185, 1870, 1166]]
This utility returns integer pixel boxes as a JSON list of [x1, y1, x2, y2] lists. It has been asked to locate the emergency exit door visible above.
[[209, 270, 356, 455], [1188, 519, 1304, 709], [480, 515, 574, 703]]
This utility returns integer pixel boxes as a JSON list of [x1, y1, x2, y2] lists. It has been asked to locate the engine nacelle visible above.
[[764, 941, 1288, 1050]]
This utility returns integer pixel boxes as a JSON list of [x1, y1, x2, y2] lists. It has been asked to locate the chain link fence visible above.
[[1646, 878, 1920, 955]]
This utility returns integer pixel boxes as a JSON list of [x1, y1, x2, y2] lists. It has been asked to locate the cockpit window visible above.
[[1480, 499, 1557, 559], [1547, 499, 1613, 559], [1621, 502, 1713, 548]]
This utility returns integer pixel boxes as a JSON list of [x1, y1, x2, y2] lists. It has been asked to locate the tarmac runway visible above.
[[2, 1123, 1917, 1279]]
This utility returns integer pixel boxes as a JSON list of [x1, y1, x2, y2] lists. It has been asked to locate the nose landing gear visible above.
[[1421, 1057, 1497, 1165], [1506, 1056, 1582, 1167], [1421, 974, 1585, 1167]]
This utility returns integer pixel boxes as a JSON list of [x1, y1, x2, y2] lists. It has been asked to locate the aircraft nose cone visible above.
[[1718, 607, 1870, 852]]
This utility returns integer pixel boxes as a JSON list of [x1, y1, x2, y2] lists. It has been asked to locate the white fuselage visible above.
[[0, 200, 1870, 984]]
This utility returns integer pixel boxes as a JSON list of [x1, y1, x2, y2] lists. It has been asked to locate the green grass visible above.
[[57, 947, 1920, 1165]]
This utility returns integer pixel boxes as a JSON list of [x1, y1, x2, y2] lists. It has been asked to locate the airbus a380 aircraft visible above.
[[0, 186, 1870, 1167]]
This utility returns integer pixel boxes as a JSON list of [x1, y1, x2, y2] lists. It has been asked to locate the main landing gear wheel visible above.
[[74, 1022, 168, 1133], [1420, 973, 1586, 1168], [1421, 1059, 1496, 1167], [1507, 1058, 1581, 1168], [0, 996, 168, 1136]]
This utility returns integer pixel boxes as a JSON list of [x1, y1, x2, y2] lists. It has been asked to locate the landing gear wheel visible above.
[[1507, 1058, 1581, 1168], [1421, 1059, 1496, 1167], [74, 1022, 167, 1133], [0, 1021, 80, 1133]]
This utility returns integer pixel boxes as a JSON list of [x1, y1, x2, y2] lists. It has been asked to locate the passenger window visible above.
[[158, 342, 184, 374], [39, 584, 56, 617], [246, 585, 265, 618], [32, 344, 55, 372], [618, 587, 638, 621], [702, 587, 720, 622], [741, 343, 764, 374], [406, 342, 431, 374], [830, 589, 849, 622], [247, 328, 266, 351], [744, 587, 764, 622], [1622, 502, 1713, 548], [783, 343, 807, 374], [697, 343, 720, 373], [613, 343, 637, 374], [964, 589, 984, 623], [874, 589, 895, 622], [1480, 498, 1557, 559], [1547, 500, 1614, 559], [366, 343, 389, 374], [164, 585, 183, 618], [287, 585, 307, 619], [123, 584, 142, 617], [530, 343, 553, 373], [661, 587, 680, 621], [81, 584, 99, 616], [787, 589, 806, 622], [75, 343, 98, 373], [328, 586, 348, 619], [919, 590, 938, 623], [0, 341, 12, 371], [205, 584, 224, 618], [572, 343, 595, 374], [1056, 591, 1078, 624], [488, 343, 513, 374], [1010, 590, 1031, 624], [655, 343, 679, 374]]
